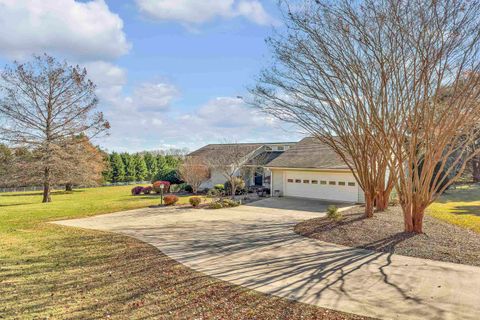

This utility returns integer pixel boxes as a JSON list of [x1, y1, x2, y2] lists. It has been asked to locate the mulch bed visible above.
[[294, 206, 480, 267]]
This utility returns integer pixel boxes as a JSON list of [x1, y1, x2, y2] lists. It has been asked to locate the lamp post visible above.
[[159, 183, 165, 206]]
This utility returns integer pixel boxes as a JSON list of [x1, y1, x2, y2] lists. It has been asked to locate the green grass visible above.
[[0, 186, 362, 319], [428, 184, 480, 234]]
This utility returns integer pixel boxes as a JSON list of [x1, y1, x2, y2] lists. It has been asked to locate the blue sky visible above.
[[0, 0, 303, 152]]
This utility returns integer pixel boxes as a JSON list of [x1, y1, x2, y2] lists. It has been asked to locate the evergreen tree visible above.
[[121, 153, 136, 182], [110, 152, 125, 183], [134, 153, 148, 181], [144, 152, 158, 181]]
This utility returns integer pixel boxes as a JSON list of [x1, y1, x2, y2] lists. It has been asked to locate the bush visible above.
[[163, 195, 179, 206], [214, 184, 225, 191], [207, 188, 221, 198], [184, 184, 193, 193], [142, 186, 153, 194], [189, 196, 202, 207], [153, 181, 171, 193], [224, 177, 246, 195], [131, 186, 144, 196], [208, 198, 240, 209], [326, 205, 342, 221]]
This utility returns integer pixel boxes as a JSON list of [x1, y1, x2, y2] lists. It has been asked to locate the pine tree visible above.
[[144, 152, 158, 181], [121, 153, 136, 182], [134, 153, 148, 181], [110, 152, 125, 183]]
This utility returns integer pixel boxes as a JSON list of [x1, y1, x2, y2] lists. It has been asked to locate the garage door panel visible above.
[[284, 171, 358, 202]]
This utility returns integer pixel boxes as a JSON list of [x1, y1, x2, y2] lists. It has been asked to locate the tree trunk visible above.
[[364, 192, 374, 218], [403, 204, 424, 233], [65, 183, 73, 192], [473, 156, 480, 183], [375, 191, 389, 211], [42, 168, 51, 203]]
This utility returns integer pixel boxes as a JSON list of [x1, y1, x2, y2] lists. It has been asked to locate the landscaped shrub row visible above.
[[208, 199, 240, 209]]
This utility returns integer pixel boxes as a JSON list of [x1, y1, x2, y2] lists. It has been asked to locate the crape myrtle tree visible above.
[[250, 0, 395, 218], [179, 156, 210, 194], [252, 0, 480, 232], [0, 55, 109, 202]]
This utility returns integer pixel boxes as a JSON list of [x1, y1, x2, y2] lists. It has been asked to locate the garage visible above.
[[283, 170, 360, 203], [266, 137, 364, 204]]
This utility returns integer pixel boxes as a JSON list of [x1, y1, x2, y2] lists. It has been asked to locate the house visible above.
[[189, 137, 364, 203], [188, 142, 296, 190], [266, 137, 364, 203]]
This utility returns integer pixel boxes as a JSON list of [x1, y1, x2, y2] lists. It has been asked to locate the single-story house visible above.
[[188, 142, 296, 190], [266, 137, 365, 203], [189, 137, 364, 203]]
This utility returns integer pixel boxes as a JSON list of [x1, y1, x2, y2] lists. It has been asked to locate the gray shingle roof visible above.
[[265, 137, 349, 170], [188, 143, 264, 162]]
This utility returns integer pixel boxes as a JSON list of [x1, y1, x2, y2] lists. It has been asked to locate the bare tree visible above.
[[204, 143, 250, 198], [250, 0, 395, 217], [0, 54, 109, 202], [179, 156, 210, 194], [252, 0, 480, 232]]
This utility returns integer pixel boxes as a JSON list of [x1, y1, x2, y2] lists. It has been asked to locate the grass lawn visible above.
[[0, 186, 365, 319], [427, 184, 480, 234]]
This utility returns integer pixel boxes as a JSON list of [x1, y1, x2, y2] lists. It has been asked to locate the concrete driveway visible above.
[[54, 198, 480, 320]]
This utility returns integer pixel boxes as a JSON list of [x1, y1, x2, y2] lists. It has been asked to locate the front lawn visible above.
[[0, 186, 365, 319], [427, 184, 480, 234]]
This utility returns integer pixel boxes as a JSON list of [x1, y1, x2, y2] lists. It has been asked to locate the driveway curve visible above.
[[54, 198, 480, 320]]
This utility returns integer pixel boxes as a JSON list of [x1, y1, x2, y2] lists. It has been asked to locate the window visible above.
[[311, 180, 318, 184], [303, 180, 310, 184], [320, 180, 327, 185], [338, 181, 346, 186], [287, 179, 294, 183], [277, 146, 284, 151], [265, 146, 272, 151], [295, 179, 301, 183], [329, 181, 336, 185], [348, 182, 356, 187]]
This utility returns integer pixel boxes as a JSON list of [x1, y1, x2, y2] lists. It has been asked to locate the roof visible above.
[[244, 151, 284, 166], [188, 143, 264, 162], [265, 137, 349, 170]]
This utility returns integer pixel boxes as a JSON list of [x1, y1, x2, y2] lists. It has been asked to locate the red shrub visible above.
[[153, 181, 171, 193], [163, 195, 179, 206], [131, 186, 144, 196], [142, 186, 153, 194]]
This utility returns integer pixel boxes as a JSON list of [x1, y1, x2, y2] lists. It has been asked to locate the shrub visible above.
[[207, 188, 221, 198], [163, 195, 179, 206], [208, 201, 223, 209], [224, 177, 246, 195], [131, 186, 144, 196], [326, 205, 342, 221], [184, 184, 193, 193], [153, 181, 171, 193], [221, 199, 240, 207], [142, 186, 153, 194], [189, 196, 202, 207], [214, 184, 225, 191]]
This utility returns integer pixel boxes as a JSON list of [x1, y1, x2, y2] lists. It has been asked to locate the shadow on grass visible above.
[[0, 190, 85, 197], [448, 205, 480, 217], [0, 225, 364, 319]]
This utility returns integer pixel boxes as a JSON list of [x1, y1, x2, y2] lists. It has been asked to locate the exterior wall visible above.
[[268, 168, 364, 203], [270, 169, 285, 196], [200, 169, 228, 189]]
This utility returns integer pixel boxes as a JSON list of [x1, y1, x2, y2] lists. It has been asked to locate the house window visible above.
[[348, 182, 356, 187], [277, 146, 284, 151], [303, 180, 310, 184], [320, 180, 327, 185], [338, 181, 346, 186], [295, 179, 301, 183], [287, 179, 294, 183], [265, 146, 272, 151], [329, 181, 336, 185], [311, 180, 318, 184]]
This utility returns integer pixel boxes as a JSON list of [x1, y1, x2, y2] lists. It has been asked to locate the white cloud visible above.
[[133, 82, 179, 110], [82, 61, 127, 103], [135, 0, 278, 26], [0, 0, 130, 60]]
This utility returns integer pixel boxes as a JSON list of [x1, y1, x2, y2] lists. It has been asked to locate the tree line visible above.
[[103, 151, 183, 184]]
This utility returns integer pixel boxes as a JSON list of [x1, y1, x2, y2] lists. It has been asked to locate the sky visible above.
[[0, 0, 304, 152]]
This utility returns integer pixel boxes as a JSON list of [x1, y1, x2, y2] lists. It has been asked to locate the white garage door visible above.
[[284, 171, 359, 202]]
